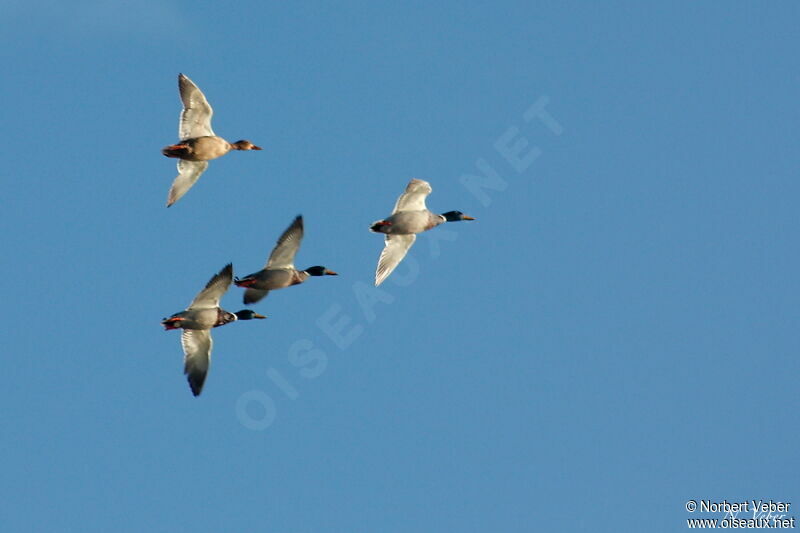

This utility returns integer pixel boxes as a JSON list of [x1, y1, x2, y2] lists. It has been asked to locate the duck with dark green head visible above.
[[234, 215, 338, 305], [229, 309, 267, 322], [161, 263, 266, 396], [370, 179, 475, 286]]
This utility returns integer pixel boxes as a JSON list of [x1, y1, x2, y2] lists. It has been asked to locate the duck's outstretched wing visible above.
[[375, 234, 416, 286], [181, 329, 212, 396], [189, 263, 233, 309], [266, 215, 304, 268], [178, 73, 215, 140], [167, 160, 208, 207], [392, 179, 432, 214], [243, 288, 270, 304]]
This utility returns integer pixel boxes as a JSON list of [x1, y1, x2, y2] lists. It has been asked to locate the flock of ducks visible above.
[[160, 74, 476, 396]]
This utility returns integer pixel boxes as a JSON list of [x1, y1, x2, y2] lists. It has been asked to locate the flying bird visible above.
[[234, 215, 338, 304], [162, 73, 262, 207], [370, 179, 475, 286], [161, 263, 266, 396]]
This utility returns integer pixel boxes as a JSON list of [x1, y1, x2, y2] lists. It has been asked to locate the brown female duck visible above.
[[162, 74, 262, 207]]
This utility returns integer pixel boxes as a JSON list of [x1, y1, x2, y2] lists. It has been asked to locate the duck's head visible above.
[[231, 140, 263, 151], [304, 266, 338, 277], [234, 309, 267, 320], [441, 210, 476, 222]]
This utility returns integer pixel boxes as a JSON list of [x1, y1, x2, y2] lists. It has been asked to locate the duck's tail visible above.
[[162, 144, 190, 158], [370, 220, 392, 233], [161, 317, 183, 330]]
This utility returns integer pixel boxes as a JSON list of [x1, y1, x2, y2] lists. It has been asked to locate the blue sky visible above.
[[1, 2, 798, 532]]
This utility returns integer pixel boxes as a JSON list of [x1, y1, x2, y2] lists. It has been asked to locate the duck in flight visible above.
[[234, 215, 338, 304], [370, 179, 475, 286], [162, 73, 262, 207], [161, 263, 266, 396]]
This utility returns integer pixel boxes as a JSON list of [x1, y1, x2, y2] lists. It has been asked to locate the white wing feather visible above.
[[392, 179, 432, 214], [178, 73, 215, 140], [266, 216, 304, 268], [375, 234, 416, 286], [182, 329, 212, 396], [167, 160, 208, 207], [189, 264, 233, 309]]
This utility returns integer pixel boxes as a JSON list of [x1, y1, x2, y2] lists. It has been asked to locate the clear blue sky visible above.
[[1, 2, 798, 532]]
